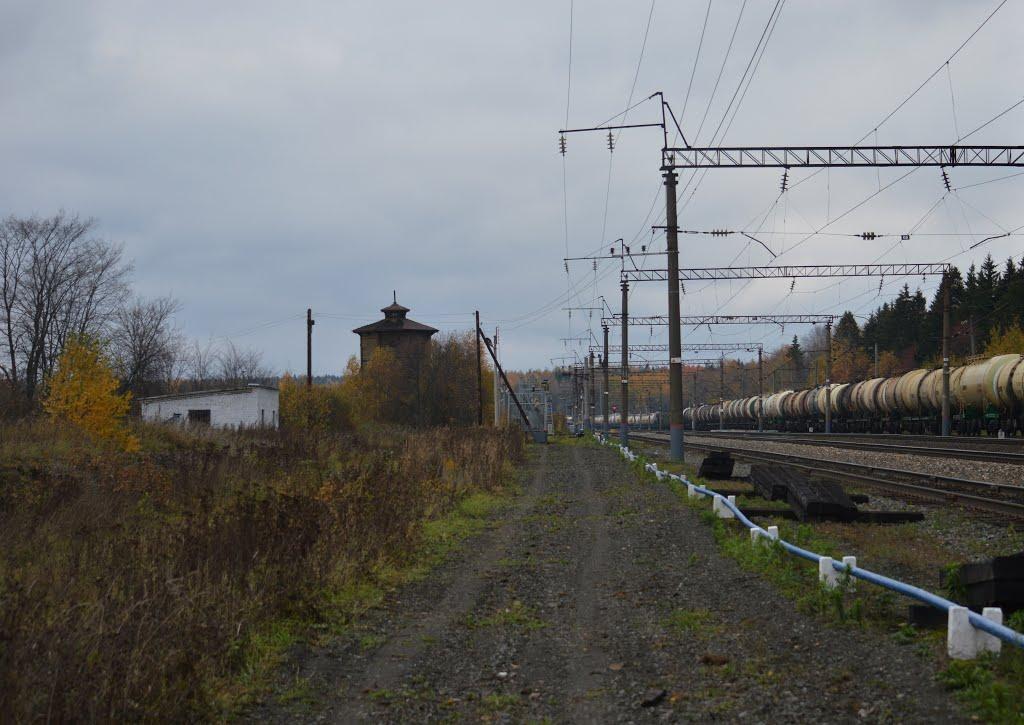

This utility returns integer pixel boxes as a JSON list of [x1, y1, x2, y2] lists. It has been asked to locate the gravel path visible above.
[[261, 442, 965, 723], [687, 434, 1024, 486]]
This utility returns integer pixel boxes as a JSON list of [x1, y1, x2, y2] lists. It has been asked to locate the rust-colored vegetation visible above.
[[0, 418, 522, 720]]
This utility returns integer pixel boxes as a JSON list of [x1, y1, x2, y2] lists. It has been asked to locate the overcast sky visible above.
[[2, 1, 1022, 373]]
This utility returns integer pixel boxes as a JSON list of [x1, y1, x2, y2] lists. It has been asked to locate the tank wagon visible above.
[[593, 412, 663, 430], [682, 353, 1024, 435]]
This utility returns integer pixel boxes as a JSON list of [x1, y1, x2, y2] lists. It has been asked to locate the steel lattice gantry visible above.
[[592, 342, 762, 354], [622, 263, 950, 283], [601, 314, 836, 327], [662, 145, 1024, 169]]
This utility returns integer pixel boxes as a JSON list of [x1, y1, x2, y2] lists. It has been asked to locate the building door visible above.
[[187, 409, 211, 425]]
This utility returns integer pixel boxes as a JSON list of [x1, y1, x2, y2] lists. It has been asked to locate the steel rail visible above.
[[630, 432, 1024, 519], [690, 431, 1024, 465]]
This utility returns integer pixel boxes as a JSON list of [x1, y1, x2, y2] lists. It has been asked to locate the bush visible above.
[[0, 420, 522, 720]]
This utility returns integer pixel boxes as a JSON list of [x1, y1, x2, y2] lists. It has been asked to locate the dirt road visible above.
[[266, 442, 963, 723]]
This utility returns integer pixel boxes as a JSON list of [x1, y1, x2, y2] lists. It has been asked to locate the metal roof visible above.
[[139, 384, 278, 403]]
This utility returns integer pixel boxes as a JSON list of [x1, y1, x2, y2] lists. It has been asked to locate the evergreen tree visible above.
[[834, 311, 860, 348], [786, 335, 805, 388]]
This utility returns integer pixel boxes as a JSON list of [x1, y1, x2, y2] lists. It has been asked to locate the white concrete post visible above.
[[767, 525, 779, 541], [980, 608, 1003, 655], [750, 527, 761, 544], [818, 556, 839, 589], [842, 556, 857, 590], [713, 495, 736, 519], [687, 483, 698, 498], [947, 606, 977, 659]]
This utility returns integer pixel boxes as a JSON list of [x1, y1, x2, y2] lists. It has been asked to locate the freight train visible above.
[[591, 412, 663, 430], [683, 353, 1024, 436]]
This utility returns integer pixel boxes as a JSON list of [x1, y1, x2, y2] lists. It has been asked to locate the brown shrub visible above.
[[0, 420, 522, 720]]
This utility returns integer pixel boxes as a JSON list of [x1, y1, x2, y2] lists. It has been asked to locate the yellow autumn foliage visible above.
[[43, 336, 138, 451], [984, 325, 1024, 357]]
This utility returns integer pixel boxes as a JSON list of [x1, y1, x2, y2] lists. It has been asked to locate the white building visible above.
[[139, 384, 279, 429]]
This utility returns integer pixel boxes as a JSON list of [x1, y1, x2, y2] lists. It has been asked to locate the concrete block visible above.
[[947, 606, 978, 659], [713, 495, 735, 519], [767, 525, 779, 541], [686, 483, 698, 498], [750, 527, 761, 544], [980, 607, 1003, 655], [818, 556, 840, 589]]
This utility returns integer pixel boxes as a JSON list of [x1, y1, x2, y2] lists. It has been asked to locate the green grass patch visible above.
[[465, 600, 547, 631], [480, 692, 521, 711], [664, 608, 718, 638]]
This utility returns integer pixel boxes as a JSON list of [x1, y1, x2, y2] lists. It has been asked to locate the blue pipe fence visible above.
[[597, 433, 1024, 652]]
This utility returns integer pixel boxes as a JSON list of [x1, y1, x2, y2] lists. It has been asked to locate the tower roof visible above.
[[352, 293, 438, 335]]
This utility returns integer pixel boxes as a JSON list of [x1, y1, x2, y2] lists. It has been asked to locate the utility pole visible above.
[[306, 308, 314, 389], [620, 279, 629, 447], [583, 353, 592, 433], [664, 167, 685, 461], [475, 310, 483, 426], [718, 355, 727, 431], [757, 347, 764, 432], [942, 273, 952, 436], [589, 351, 596, 431], [824, 321, 833, 434], [493, 328, 500, 425], [874, 342, 879, 378], [602, 325, 610, 437], [691, 373, 698, 431], [969, 316, 976, 356]]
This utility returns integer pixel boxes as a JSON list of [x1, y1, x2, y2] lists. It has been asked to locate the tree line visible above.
[[0, 212, 272, 415]]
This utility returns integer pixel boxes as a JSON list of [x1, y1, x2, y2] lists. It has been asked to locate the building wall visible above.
[[359, 331, 432, 368], [140, 389, 279, 429]]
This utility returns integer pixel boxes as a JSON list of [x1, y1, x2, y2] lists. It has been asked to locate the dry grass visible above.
[[0, 418, 522, 720]]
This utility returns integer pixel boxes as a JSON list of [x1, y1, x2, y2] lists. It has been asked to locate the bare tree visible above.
[[110, 296, 182, 397], [0, 213, 130, 401], [186, 338, 218, 388], [217, 340, 270, 386]]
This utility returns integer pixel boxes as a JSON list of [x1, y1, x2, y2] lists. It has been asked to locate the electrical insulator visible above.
[[624, 245, 630, 255], [564, 261, 569, 273], [860, 232, 877, 240], [607, 130, 615, 153], [680, 283, 686, 294], [941, 168, 952, 192], [559, 134, 567, 156], [789, 279, 796, 293], [592, 260, 597, 271], [901, 234, 911, 241], [780, 169, 789, 193], [641, 245, 646, 252]]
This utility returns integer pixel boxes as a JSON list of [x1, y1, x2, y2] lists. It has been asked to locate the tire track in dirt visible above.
[[261, 442, 968, 723]]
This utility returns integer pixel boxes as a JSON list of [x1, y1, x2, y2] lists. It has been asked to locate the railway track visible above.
[[628, 431, 1024, 520], [686, 430, 1024, 465]]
